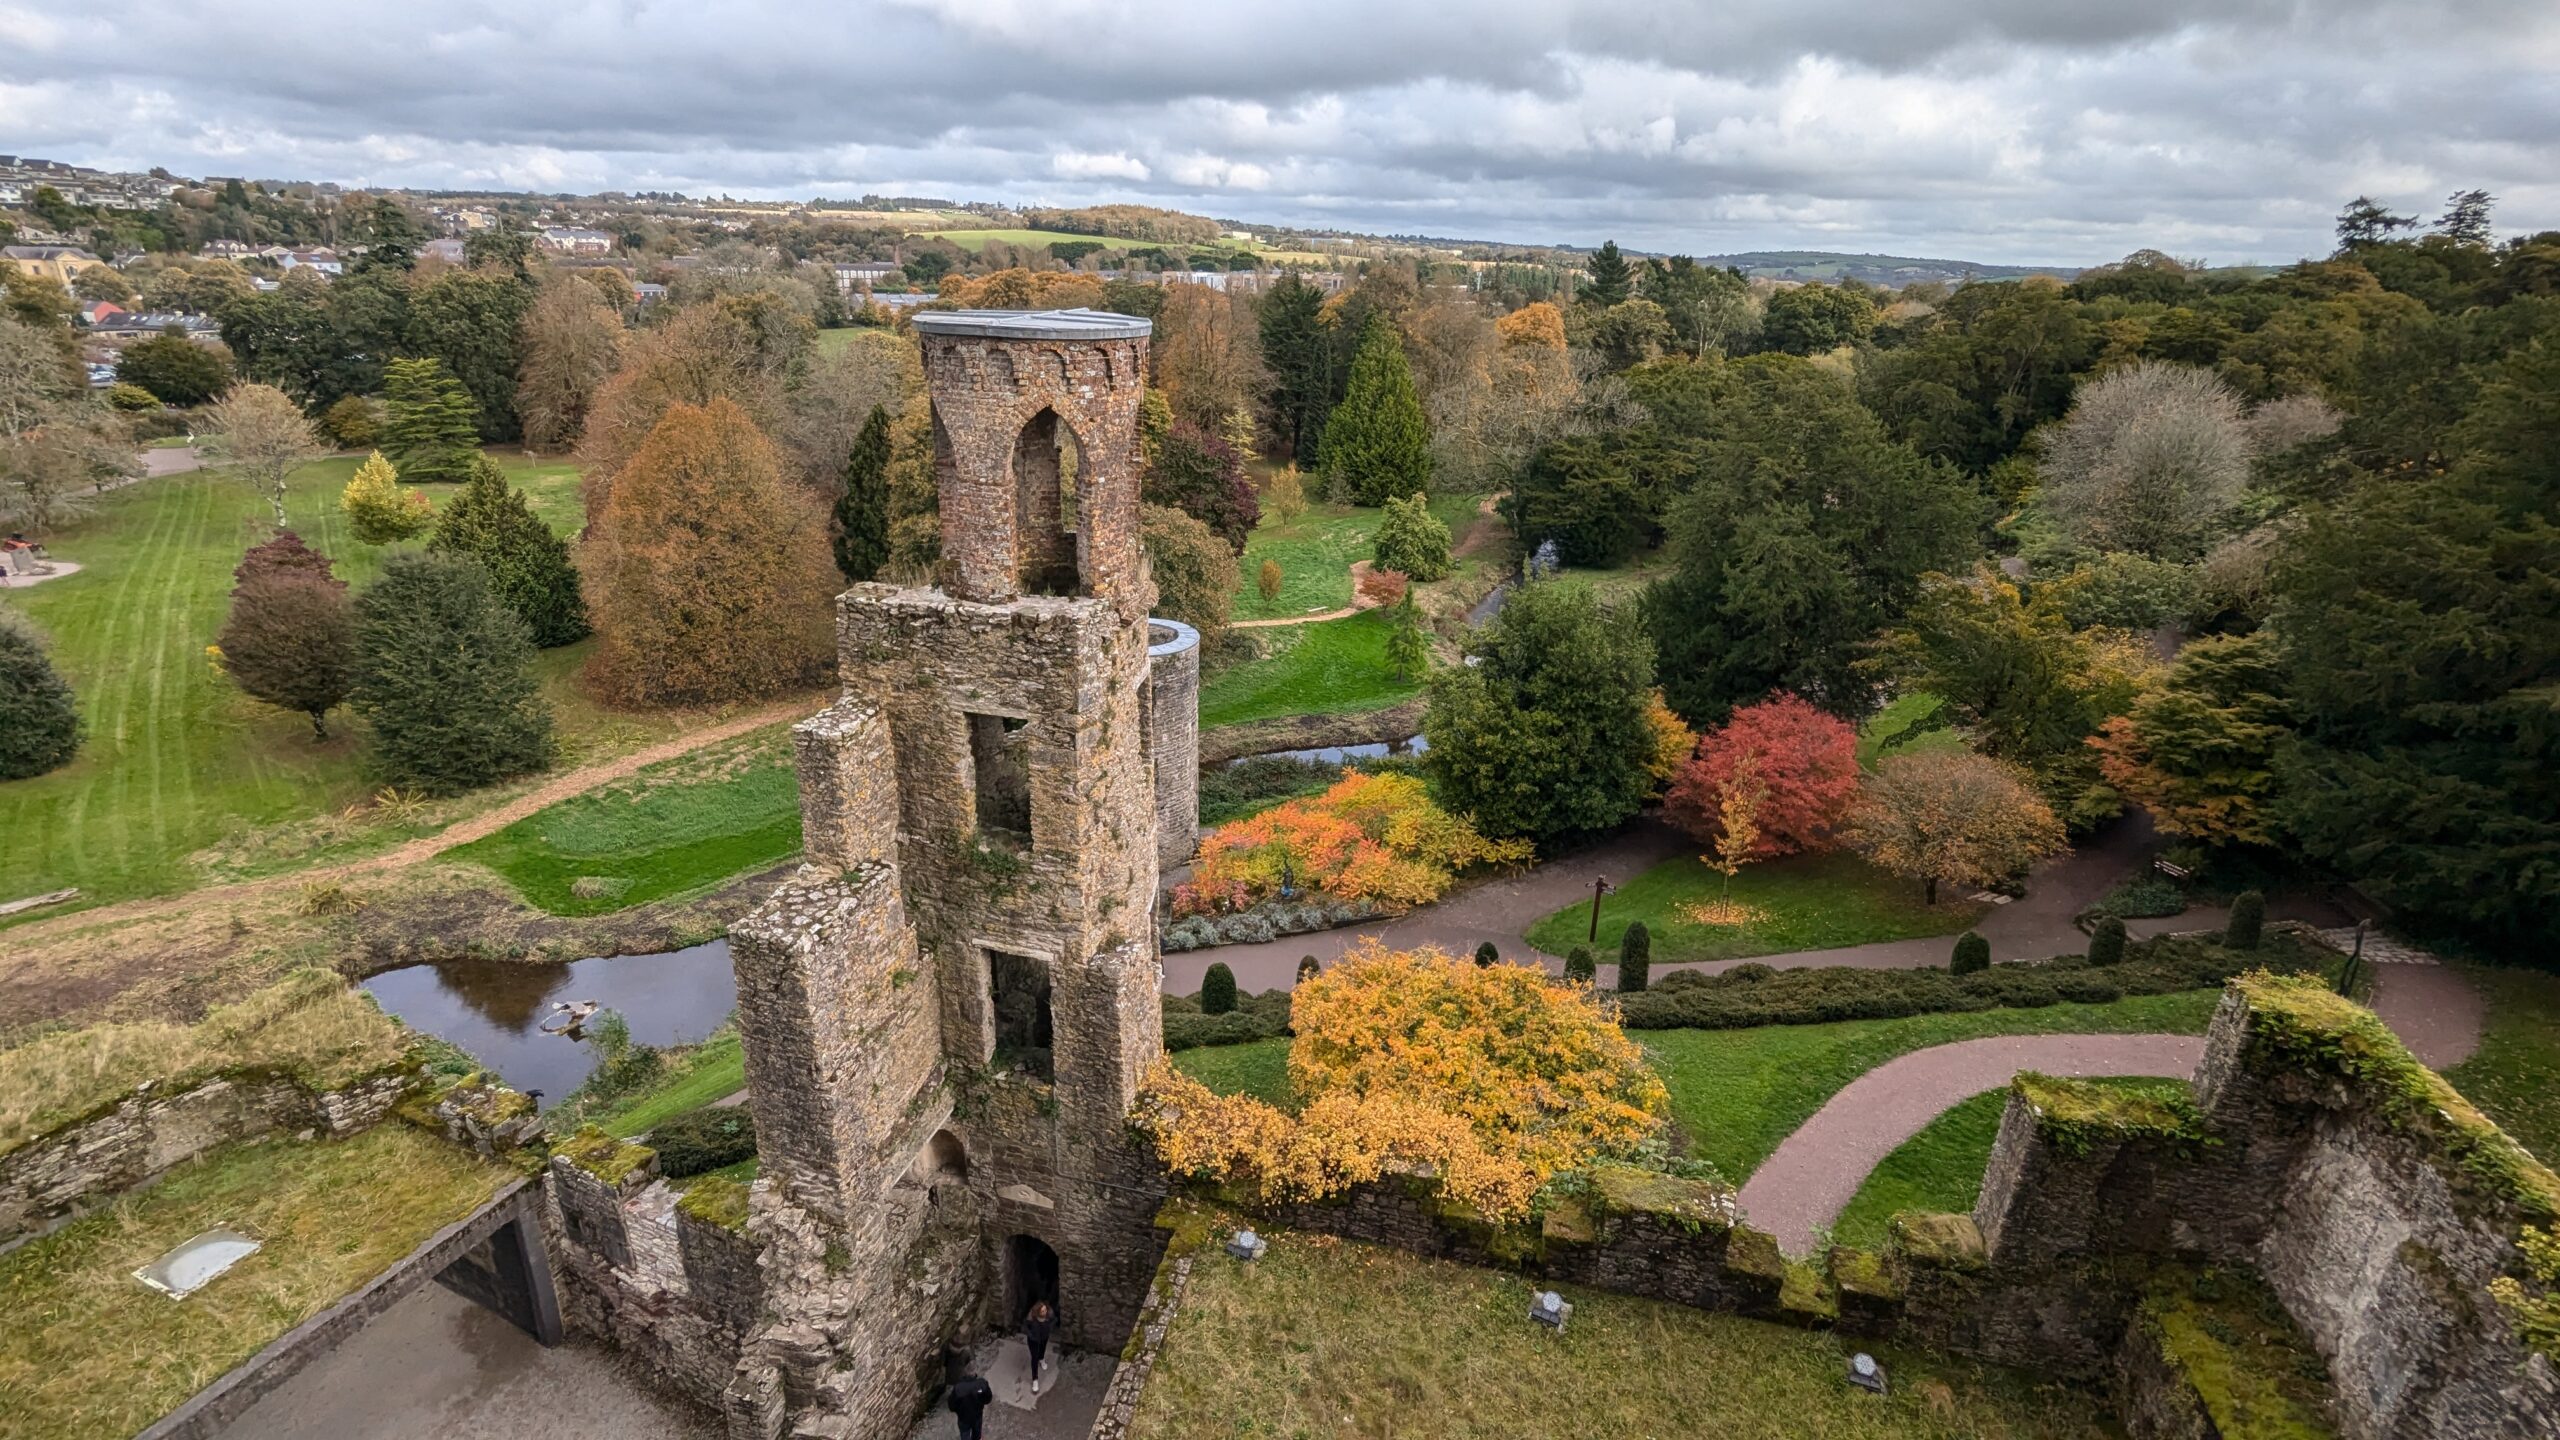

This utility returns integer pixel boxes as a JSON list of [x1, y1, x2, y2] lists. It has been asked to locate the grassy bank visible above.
[[2447, 966, 2560, 1163], [1232, 495, 1479, 622], [0, 1127, 509, 1440], [1197, 610, 1421, 729], [1129, 1231, 2112, 1440], [1524, 851, 1983, 965], [444, 724, 801, 915]]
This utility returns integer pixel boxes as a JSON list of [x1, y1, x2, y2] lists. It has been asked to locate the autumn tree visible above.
[[339, 451, 432, 545], [1261, 464, 1307, 522], [1320, 315, 1432, 504], [430, 455, 589, 648], [1703, 755, 1767, 904], [778, 327, 920, 495], [1664, 692, 1860, 857], [1372, 492, 1451, 581], [218, 559, 354, 738], [1139, 503, 1237, 645], [380, 358, 480, 484], [1141, 421, 1259, 552], [1256, 558, 1283, 602], [1844, 750, 2067, 904], [234, 528, 337, 588], [2040, 361, 2253, 559], [580, 397, 838, 704], [2090, 633, 2290, 848], [1152, 281, 1262, 426], [514, 279, 626, 449], [350, 554, 553, 794], [0, 608, 80, 780], [832, 403, 892, 583], [578, 304, 783, 512], [206, 382, 323, 524], [115, 330, 233, 406]]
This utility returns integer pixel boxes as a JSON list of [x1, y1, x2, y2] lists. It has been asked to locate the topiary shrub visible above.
[[2225, 890, 2265, 951], [1201, 962, 1239, 1015], [1951, 931, 1991, 976], [1565, 946, 1596, 984], [1474, 941, 1500, 968], [1297, 955, 1321, 983], [650, 1106, 756, 1179], [2088, 915, 2129, 967], [1617, 921, 1652, 993]]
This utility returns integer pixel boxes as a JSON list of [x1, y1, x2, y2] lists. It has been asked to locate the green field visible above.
[[1196, 610, 1422, 730], [1524, 851, 1984, 965], [442, 724, 801, 915], [1172, 987, 2224, 1183], [1233, 495, 1479, 621], [1858, 690, 1967, 768], [1132, 1232, 2109, 1440], [0, 454, 666, 913], [1830, 1077, 2190, 1250], [2448, 967, 2560, 1163], [922, 228, 1158, 253]]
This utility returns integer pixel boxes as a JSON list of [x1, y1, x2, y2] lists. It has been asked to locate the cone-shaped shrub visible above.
[[1565, 946, 1596, 983], [1297, 955, 1322, 983], [2088, 915, 2129, 967], [1951, 931, 1991, 975], [0, 611, 80, 779], [1201, 962, 1239, 1015], [431, 455, 588, 647], [1474, 941, 1499, 968], [1617, 921, 1652, 993], [2225, 890, 2265, 951]]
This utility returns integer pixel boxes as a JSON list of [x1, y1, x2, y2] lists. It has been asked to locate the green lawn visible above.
[[442, 724, 801, 915], [2447, 967, 2560, 1164], [1232, 495, 1480, 621], [1173, 987, 2225, 1183], [592, 1030, 747, 1138], [922, 228, 1158, 253], [1130, 1231, 2111, 1440], [1524, 851, 1985, 964], [1197, 610, 1421, 730], [1858, 690, 1967, 769], [0, 454, 631, 913], [0, 1127, 508, 1440], [1830, 1077, 2191, 1250]]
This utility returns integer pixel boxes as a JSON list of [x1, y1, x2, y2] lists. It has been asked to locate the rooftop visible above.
[[908, 306, 1153, 340]]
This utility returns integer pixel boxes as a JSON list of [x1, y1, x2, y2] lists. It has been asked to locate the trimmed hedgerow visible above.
[[1161, 987, 1295, 1050], [1615, 933, 2330, 1032], [649, 1106, 757, 1179]]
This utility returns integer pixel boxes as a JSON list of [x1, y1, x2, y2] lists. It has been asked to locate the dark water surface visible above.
[[1224, 735, 1429, 768], [364, 940, 737, 1106]]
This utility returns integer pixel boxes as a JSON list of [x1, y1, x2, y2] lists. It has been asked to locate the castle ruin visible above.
[[720, 309, 1179, 1439]]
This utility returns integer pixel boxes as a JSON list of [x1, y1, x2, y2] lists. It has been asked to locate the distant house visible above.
[[86, 311, 223, 341], [417, 237, 468, 264], [79, 300, 128, 326], [276, 247, 343, 276], [831, 262, 901, 294], [631, 281, 669, 306], [197, 240, 259, 261], [2, 243, 107, 288], [539, 226, 613, 256]]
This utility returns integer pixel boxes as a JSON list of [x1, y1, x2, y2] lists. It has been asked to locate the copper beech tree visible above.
[[1136, 942, 1667, 1219], [1844, 749, 2067, 904], [579, 397, 838, 706]]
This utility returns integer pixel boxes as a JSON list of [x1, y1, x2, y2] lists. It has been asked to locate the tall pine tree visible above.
[[350, 554, 553, 795], [1581, 240, 1635, 308], [429, 455, 589, 647], [381, 357, 481, 484], [1319, 315, 1432, 505], [1257, 271, 1333, 465], [0, 608, 80, 780], [833, 404, 892, 582]]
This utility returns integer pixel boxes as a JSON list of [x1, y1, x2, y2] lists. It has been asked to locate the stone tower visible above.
[[722, 310, 1172, 1440]]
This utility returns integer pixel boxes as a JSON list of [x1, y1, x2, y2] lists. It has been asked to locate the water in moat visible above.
[[364, 940, 738, 1107], [1225, 734, 1429, 768]]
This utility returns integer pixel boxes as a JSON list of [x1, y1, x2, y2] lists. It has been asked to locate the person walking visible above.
[[1023, 1299, 1056, 1397], [947, 1366, 993, 1440]]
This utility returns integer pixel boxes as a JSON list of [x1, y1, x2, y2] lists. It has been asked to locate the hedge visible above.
[[1162, 986, 1295, 1050], [1614, 933, 2332, 1032], [650, 1105, 757, 1179]]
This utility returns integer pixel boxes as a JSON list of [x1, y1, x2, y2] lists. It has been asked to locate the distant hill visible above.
[[1699, 251, 2080, 285]]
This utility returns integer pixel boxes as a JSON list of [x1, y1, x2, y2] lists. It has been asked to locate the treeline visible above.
[[1018, 205, 1224, 245]]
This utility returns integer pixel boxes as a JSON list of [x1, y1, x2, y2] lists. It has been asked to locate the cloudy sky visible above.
[[6, 1, 2556, 264]]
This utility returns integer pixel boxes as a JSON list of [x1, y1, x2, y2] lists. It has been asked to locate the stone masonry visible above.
[[723, 309, 1173, 1440]]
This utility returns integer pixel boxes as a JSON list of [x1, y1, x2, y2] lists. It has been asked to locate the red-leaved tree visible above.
[[1664, 691, 1860, 858]]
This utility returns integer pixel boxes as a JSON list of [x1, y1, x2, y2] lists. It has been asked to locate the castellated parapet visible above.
[[722, 310, 1174, 1440]]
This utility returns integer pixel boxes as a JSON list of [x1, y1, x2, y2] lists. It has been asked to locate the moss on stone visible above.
[[1155, 1196, 1228, 1259], [557, 1124, 656, 1185], [1828, 1246, 1901, 1302], [2139, 1265, 2337, 1440], [1541, 1198, 1599, 1246], [1778, 1259, 1838, 1322], [1586, 1163, 1735, 1232], [676, 1174, 751, 1231], [1887, 1211, 1986, 1272], [1724, 1224, 1786, 1282], [2234, 972, 2560, 1222], [2014, 1071, 2208, 1158]]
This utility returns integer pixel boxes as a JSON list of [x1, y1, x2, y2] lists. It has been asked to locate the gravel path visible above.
[[1735, 1033, 2208, 1256], [2369, 960, 2486, 1069]]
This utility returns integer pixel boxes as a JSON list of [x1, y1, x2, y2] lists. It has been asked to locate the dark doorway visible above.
[[1004, 1234, 1061, 1327], [967, 712, 1032, 842], [987, 950, 1054, 1081]]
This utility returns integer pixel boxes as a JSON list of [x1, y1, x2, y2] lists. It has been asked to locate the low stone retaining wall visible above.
[[1087, 1254, 1194, 1440], [0, 1066, 413, 1243]]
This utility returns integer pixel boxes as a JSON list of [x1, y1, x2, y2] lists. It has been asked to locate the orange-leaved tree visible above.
[[1175, 771, 1530, 914], [1664, 690, 1859, 857], [1135, 942, 1668, 1219], [1844, 749, 2067, 904], [579, 396, 839, 705]]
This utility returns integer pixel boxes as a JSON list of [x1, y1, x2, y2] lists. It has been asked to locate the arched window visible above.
[[1012, 408, 1083, 595]]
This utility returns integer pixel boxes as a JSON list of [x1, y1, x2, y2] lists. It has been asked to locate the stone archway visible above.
[[1003, 1233, 1060, 1327]]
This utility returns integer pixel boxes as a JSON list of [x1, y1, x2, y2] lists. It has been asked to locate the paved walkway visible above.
[[906, 1339, 1110, 1440], [1735, 1033, 2207, 1255], [2368, 958, 2485, 1069]]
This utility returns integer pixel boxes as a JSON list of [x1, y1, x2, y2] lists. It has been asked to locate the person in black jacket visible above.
[[1023, 1300, 1056, 1396], [947, 1367, 993, 1440]]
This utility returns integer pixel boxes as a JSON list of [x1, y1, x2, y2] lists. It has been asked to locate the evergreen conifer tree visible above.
[[1319, 316, 1433, 505], [1474, 941, 1499, 967], [430, 455, 588, 647], [1385, 589, 1430, 683], [833, 403, 892, 583], [1373, 492, 1452, 580], [2088, 915, 2129, 967], [1258, 272, 1333, 464], [350, 553, 553, 795], [2225, 891, 2265, 951], [1565, 946, 1596, 983], [1201, 962, 1239, 1015], [0, 609, 81, 780], [1581, 240, 1635, 308], [339, 450, 432, 546], [1616, 921, 1652, 993], [1952, 931, 1991, 975], [381, 357, 481, 484]]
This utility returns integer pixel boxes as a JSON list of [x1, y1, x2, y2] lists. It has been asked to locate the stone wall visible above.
[[1087, 1253, 1194, 1440], [0, 1066, 412, 1241], [1143, 619, 1199, 870]]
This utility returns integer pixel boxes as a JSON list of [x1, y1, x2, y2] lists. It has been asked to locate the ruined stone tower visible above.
[[722, 310, 1172, 1439]]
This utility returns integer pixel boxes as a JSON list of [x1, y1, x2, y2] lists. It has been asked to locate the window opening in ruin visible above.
[[987, 949, 1054, 1081], [1004, 1234, 1061, 1325], [1014, 409, 1082, 596], [968, 712, 1032, 842], [925, 1130, 968, 1180]]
